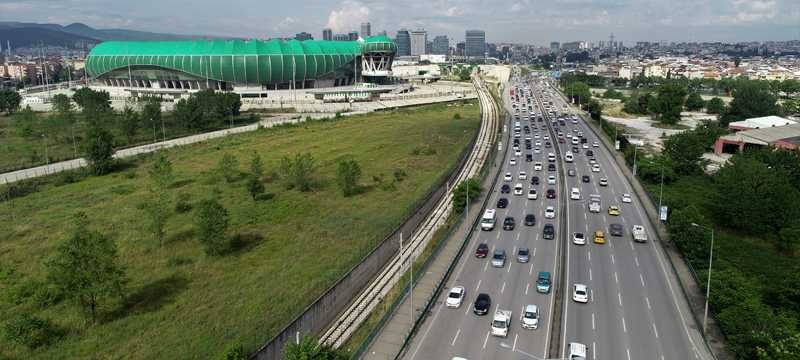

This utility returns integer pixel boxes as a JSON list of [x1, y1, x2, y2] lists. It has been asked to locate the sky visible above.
[[0, 0, 798, 44]]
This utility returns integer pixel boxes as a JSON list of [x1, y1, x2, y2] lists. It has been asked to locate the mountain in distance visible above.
[[0, 22, 223, 49]]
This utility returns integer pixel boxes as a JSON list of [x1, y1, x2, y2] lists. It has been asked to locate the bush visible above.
[[3, 313, 61, 349], [196, 198, 230, 256], [221, 341, 246, 360], [336, 159, 362, 197], [175, 193, 192, 213], [393, 168, 407, 182], [452, 178, 482, 214], [278, 153, 316, 192], [218, 153, 239, 183]]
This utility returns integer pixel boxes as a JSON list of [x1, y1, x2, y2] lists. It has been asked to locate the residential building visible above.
[[295, 32, 313, 41], [715, 122, 800, 154]]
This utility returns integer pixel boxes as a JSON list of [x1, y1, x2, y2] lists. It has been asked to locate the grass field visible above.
[[0, 100, 481, 359]]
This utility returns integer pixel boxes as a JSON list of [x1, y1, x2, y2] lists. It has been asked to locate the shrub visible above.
[[3, 313, 61, 349], [175, 193, 192, 213]]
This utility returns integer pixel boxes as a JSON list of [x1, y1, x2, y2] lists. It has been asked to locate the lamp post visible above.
[[632, 144, 638, 176], [691, 222, 715, 336]]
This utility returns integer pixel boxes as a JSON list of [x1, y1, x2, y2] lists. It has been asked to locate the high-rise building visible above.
[[465, 30, 486, 58], [322, 28, 333, 41], [295, 32, 313, 41], [360, 22, 371, 37], [432, 35, 449, 55], [410, 29, 427, 56], [550, 41, 560, 53], [348, 31, 359, 41], [333, 33, 350, 41], [395, 29, 411, 56], [456, 42, 466, 56]]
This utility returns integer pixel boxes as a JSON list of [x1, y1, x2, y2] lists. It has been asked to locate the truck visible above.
[[588, 195, 601, 213], [491, 309, 512, 337], [480, 209, 496, 231], [632, 225, 648, 243]]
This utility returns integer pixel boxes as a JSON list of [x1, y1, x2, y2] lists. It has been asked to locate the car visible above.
[[543, 223, 555, 240], [504, 172, 512, 181], [581, 175, 590, 183], [514, 183, 524, 196], [573, 284, 589, 303], [503, 216, 515, 230], [473, 293, 492, 315], [568, 342, 588, 360], [558, 137, 565, 144], [545, 141, 552, 148], [518, 171, 527, 180], [608, 205, 621, 216], [534, 162, 543, 171], [510, 158, 517, 166], [524, 214, 536, 226], [525, 154, 533, 162], [547, 153, 556, 162], [497, 198, 508, 208], [533, 147, 541, 154], [599, 178, 608, 186], [517, 247, 530, 263], [545, 206, 556, 219], [476, 243, 489, 257], [582, 143, 589, 149], [573, 232, 586, 245], [593, 230, 606, 244], [588, 159, 597, 165], [548, 163, 556, 171], [530, 176, 540, 185], [491, 248, 506, 267], [515, 149, 522, 156], [536, 272, 552, 293], [567, 169, 576, 177], [520, 304, 540, 330], [527, 188, 538, 200], [546, 189, 556, 199], [547, 175, 556, 185], [622, 193, 632, 203], [586, 150, 594, 157], [501, 184, 511, 194], [609, 223, 624, 236], [446, 286, 465, 308], [591, 164, 600, 172], [593, 141, 599, 147]]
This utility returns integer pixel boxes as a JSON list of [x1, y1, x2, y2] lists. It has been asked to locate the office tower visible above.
[[360, 22, 371, 37], [348, 31, 359, 41], [323, 28, 333, 41], [432, 35, 449, 55], [550, 41, 560, 53], [410, 29, 427, 56], [465, 30, 486, 58], [396, 29, 411, 56]]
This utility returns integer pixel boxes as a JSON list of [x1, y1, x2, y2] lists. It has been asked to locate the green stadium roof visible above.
[[86, 37, 396, 85]]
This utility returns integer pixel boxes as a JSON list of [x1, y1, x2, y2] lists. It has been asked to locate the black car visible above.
[[546, 189, 556, 199], [497, 198, 509, 208], [474, 293, 492, 315], [609, 223, 623, 237], [572, 146, 579, 153], [524, 214, 536, 226], [531, 176, 540, 185], [586, 150, 594, 157], [475, 243, 489, 258], [503, 216, 515, 230], [582, 175, 590, 183], [543, 223, 555, 240], [545, 141, 552, 148], [501, 184, 511, 194], [526, 154, 533, 162], [548, 163, 556, 171]]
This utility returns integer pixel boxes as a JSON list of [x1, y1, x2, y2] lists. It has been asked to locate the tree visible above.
[[0, 89, 22, 114], [649, 80, 687, 125], [52, 93, 79, 157], [336, 159, 362, 196], [602, 88, 625, 100], [246, 175, 265, 200], [72, 87, 111, 124], [119, 106, 140, 144], [83, 124, 116, 175], [721, 81, 781, 126], [452, 178, 482, 214], [563, 81, 591, 105], [141, 96, 162, 141], [684, 92, 705, 111], [778, 224, 800, 256], [585, 99, 603, 121], [218, 153, 239, 183], [662, 131, 706, 175], [705, 97, 726, 114], [46, 212, 126, 322], [283, 335, 349, 360], [196, 198, 230, 256], [250, 152, 264, 179], [279, 153, 316, 192], [757, 332, 800, 360], [145, 153, 174, 247]]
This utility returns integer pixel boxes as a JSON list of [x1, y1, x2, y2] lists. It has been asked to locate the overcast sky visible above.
[[1, 0, 798, 44]]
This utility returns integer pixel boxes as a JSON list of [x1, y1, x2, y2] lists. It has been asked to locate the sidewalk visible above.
[[362, 134, 504, 360]]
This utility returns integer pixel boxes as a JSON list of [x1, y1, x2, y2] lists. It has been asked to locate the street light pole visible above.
[[632, 144, 638, 176], [691, 222, 715, 336], [658, 162, 665, 213]]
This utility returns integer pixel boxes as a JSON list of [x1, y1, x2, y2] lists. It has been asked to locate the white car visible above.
[[446, 286, 465, 308], [534, 147, 541, 154], [520, 304, 540, 330], [582, 143, 589, 149], [545, 206, 556, 219], [599, 178, 608, 186], [589, 159, 597, 165], [527, 188, 538, 200], [535, 140, 542, 146], [534, 162, 543, 171], [514, 183, 524, 196], [593, 141, 600, 147], [569, 342, 588, 360], [510, 158, 517, 166], [622, 193, 632, 203], [547, 175, 556, 185], [573, 284, 589, 303], [518, 171, 527, 180], [591, 164, 600, 173], [515, 149, 522, 157], [572, 232, 586, 245], [504, 172, 512, 182]]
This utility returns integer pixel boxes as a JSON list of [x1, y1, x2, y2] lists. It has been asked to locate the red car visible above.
[[558, 137, 565, 144], [475, 243, 489, 258]]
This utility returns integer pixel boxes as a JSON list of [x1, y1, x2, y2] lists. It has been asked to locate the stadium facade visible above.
[[85, 36, 396, 94]]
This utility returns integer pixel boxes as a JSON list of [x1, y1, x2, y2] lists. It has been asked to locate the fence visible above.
[[251, 106, 483, 360]]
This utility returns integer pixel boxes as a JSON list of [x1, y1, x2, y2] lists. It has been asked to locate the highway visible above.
[[400, 68, 711, 360]]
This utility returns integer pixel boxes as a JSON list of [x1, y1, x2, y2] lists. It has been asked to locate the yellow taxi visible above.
[[607, 205, 621, 216], [593, 230, 606, 244]]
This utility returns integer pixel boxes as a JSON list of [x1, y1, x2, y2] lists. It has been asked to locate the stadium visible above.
[[84, 35, 396, 95]]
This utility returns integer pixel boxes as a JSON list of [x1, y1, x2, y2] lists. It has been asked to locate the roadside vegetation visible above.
[[565, 73, 800, 359], [0, 100, 481, 359]]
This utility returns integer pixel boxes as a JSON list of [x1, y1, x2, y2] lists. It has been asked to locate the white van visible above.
[[568, 342, 587, 360], [570, 187, 581, 200], [565, 152, 574, 163], [481, 209, 497, 231]]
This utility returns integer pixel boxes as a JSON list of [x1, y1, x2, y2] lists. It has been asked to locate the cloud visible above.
[[273, 16, 297, 32], [326, 0, 370, 32]]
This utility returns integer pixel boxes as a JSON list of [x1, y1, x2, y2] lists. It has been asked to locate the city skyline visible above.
[[0, 0, 798, 44]]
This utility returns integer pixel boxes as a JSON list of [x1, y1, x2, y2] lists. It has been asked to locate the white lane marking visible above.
[[593, 342, 597, 360], [635, 256, 640, 267], [630, 241, 635, 251], [623, 317, 628, 333], [515, 233, 520, 242], [646, 296, 652, 310], [525, 283, 530, 295], [592, 312, 596, 330], [614, 271, 619, 284], [475, 279, 482, 292], [640, 273, 646, 287], [482, 330, 490, 349], [611, 254, 615, 264], [529, 263, 534, 275], [451, 328, 461, 346], [496, 232, 501, 240], [507, 261, 513, 273], [653, 323, 660, 339], [587, 251, 591, 262], [627, 347, 631, 360], [589, 268, 593, 281], [501, 281, 506, 294], [483, 260, 489, 272], [533, 247, 537, 257], [618, 292, 623, 306], [513, 333, 519, 351]]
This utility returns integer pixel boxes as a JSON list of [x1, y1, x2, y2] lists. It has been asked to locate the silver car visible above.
[[517, 247, 530, 263], [491, 249, 506, 268]]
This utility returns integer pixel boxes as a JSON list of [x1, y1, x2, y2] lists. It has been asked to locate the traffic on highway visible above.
[[404, 68, 710, 360]]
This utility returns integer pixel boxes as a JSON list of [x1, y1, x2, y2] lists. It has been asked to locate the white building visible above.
[[410, 30, 427, 56]]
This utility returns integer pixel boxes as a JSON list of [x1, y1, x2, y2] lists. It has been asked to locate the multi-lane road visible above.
[[402, 69, 711, 360]]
